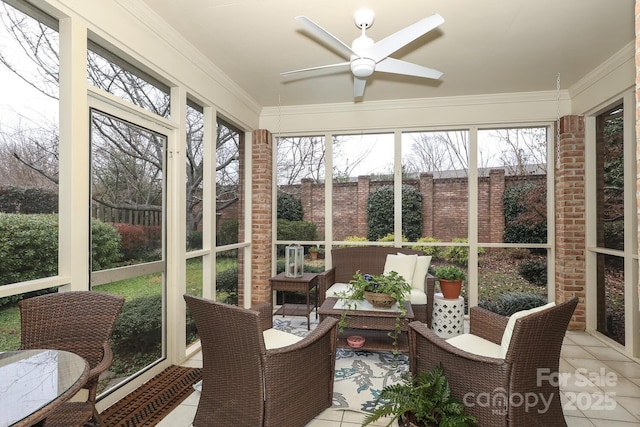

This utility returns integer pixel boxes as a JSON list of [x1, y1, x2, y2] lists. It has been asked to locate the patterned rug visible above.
[[272, 314, 408, 414]]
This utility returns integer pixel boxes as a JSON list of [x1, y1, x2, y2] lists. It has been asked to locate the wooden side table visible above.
[[432, 292, 465, 338], [269, 272, 318, 330]]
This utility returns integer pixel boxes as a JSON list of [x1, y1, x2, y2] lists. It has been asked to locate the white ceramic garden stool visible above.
[[432, 292, 465, 338]]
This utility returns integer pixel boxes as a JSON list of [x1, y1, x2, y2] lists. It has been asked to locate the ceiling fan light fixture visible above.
[[350, 57, 375, 78]]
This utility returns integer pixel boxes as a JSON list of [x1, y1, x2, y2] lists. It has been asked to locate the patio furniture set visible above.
[[9, 291, 124, 427], [186, 246, 578, 426]]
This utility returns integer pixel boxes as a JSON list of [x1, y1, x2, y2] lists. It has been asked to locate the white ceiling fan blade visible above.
[[364, 14, 444, 63], [375, 58, 443, 79], [295, 16, 357, 59], [354, 77, 367, 98], [281, 62, 350, 76]]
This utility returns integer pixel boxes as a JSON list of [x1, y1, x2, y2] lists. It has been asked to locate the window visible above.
[[0, 1, 59, 286]]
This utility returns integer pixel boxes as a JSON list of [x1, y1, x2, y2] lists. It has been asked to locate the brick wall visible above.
[[278, 171, 544, 243], [555, 116, 586, 329]]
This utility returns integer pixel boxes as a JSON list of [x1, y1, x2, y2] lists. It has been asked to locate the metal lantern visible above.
[[285, 245, 304, 277]]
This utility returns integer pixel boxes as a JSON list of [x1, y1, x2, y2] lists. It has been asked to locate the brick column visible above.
[[555, 116, 586, 330], [356, 176, 371, 237], [249, 129, 272, 306], [489, 169, 506, 243], [420, 173, 434, 237]]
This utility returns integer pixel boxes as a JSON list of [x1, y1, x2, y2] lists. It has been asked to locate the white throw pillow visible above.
[[397, 252, 431, 291], [409, 254, 431, 291], [383, 254, 417, 285], [500, 302, 556, 358]]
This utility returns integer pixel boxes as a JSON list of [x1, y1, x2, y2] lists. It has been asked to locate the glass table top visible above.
[[0, 349, 88, 427]]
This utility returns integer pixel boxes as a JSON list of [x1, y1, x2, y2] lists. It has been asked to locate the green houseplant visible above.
[[336, 270, 412, 355], [363, 364, 477, 427], [434, 265, 466, 299]]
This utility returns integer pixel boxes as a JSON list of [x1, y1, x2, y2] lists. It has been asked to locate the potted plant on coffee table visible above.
[[362, 364, 477, 427], [434, 265, 466, 299], [336, 270, 412, 355]]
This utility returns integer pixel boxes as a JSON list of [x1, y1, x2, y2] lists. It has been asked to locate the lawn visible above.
[[0, 257, 229, 352]]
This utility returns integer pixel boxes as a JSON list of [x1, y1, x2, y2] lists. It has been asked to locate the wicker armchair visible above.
[[19, 291, 125, 427], [184, 294, 339, 427], [409, 297, 578, 426]]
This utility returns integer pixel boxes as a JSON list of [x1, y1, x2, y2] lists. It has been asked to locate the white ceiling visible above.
[[141, 0, 634, 108]]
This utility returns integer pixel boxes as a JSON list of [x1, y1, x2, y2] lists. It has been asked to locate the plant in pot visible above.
[[362, 364, 477, 427], [336, 270, 412, 355], [308, 245, 319, 260], [434, 265, 466, 299]]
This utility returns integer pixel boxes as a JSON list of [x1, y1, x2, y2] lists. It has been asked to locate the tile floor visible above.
[[157, 324, 640, 427]]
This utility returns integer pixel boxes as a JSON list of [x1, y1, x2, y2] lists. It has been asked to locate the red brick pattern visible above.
[[249, 130, 273, 306], [554, 117, 586, 329]]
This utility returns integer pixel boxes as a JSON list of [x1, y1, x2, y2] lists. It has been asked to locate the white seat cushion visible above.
[[500, 302, 556, 357], [325, 282, 351, 298], [408, 288, 428, 305], [263, 328, 304, 349], [383, 254, 417, 285], [447, 333, 502, 359]]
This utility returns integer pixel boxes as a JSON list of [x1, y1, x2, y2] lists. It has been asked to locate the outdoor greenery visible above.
[[337, 271, 412, 355], [518, 259, 547, 286], [434, 265, 466, 281], [277, 192, 303, 221], [367, 185, 423, 241], [0, 186, 58, 213], [503, 182, 547, 244], [363, 364, 477, 427], [478, 291, 548, 316]]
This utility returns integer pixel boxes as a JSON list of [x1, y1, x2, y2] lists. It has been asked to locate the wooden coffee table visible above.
[[318, 297, 414, 352]]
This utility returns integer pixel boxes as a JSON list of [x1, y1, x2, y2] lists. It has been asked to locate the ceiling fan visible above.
[[282, 9, 445, 99]]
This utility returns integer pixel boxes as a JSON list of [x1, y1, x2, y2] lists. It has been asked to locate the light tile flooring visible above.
[[158, 326, 640, 427]]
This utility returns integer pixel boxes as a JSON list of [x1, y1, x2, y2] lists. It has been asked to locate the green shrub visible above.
[[367, 185, 423, 241], [277, 192, 303, 221], [276, 219, 317, 247], [112, 294, 162, 353], [377, 233, 407, 242], [518, 259, 547, 286], [443, 238, 484, 266], [0, 214, 58, 287], [217, 219, 239, 246], [91, 219, 122, 270], [410, 237, 443, 259], [503, 183, 547, 244], [480, 292, 547, 316], [216, 268, 238, 297], [0, 186, 58, 214], [187, 230, 202, 249], [338, 236, 368, 247]]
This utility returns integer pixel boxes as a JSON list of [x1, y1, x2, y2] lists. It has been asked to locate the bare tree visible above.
[[0, 3, 240, 235], [404, 131, 469, 176], [489, 128, 547, 174]]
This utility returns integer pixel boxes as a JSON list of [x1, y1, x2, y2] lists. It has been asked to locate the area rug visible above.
[[273, 315, 408, 414], [101, 365, 202, 427]]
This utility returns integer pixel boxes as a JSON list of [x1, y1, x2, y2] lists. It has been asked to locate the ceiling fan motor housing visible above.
[[350, 57, 376, 77]]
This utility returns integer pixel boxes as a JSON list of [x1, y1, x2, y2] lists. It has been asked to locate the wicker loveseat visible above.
[[318, 246, 436, 326]]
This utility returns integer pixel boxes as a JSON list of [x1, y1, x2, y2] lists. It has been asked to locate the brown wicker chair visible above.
[[318, 247, 436, 326], [184, 294, 339, 427], [409, 297, 578, 427], [19, 291, 125, 427]]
